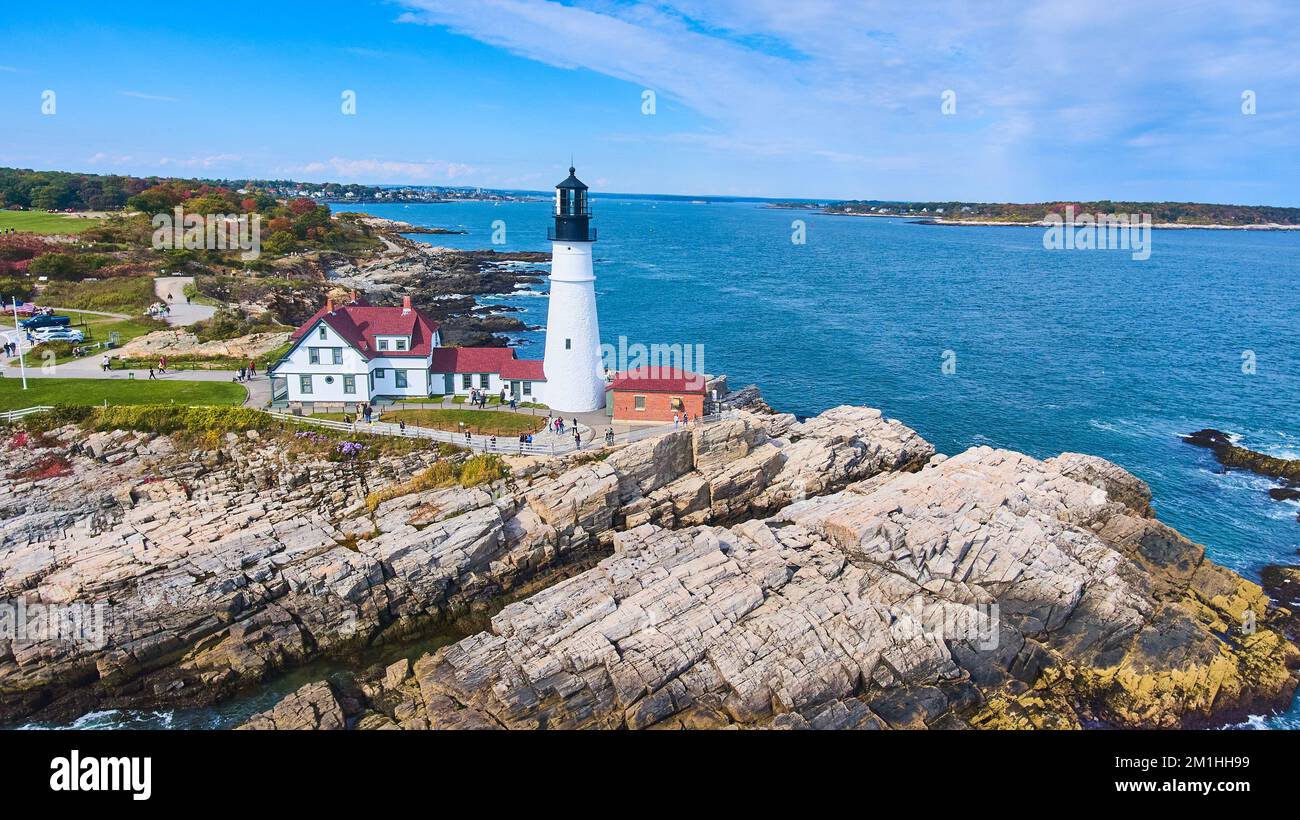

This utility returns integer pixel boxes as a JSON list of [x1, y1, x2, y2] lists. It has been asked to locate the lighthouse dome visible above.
[[556, 166, 588, 190], [551, 164, 595, 242]]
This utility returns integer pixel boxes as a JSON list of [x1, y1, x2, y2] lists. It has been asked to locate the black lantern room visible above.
[[550, 166, 596, 242]]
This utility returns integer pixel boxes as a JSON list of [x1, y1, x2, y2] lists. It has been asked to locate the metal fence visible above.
[[262, 408, 740, 457], [0, 403, 740, 459]]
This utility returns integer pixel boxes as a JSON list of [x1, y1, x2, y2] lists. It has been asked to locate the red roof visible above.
[[429, 347, 547, 380], [292, 301, 440, 359], [500, 358, 546, 380], [607, 367, 706, 393]]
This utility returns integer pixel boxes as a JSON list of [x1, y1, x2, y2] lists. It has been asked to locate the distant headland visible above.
[[768, 198, 1300, 230]]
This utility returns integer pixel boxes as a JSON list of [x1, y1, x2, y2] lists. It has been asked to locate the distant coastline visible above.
[[767, 204, 1300, 231]]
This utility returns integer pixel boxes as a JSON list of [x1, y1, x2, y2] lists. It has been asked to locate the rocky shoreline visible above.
[[1183, 429, 1300, 520], [2, 399, 1296, 730], [326, 223, 548, 347]]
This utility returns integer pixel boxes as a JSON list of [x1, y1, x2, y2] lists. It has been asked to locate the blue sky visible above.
[[2, 0, 1298, 203]]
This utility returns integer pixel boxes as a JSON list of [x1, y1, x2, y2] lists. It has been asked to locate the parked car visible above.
[[32, 328, 84, 343], [19, 314, 70, 330]]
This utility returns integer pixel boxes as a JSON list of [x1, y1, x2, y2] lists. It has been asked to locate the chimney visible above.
[[402, 295, 411, 314], [326, 296, 334, 313], [349, 290, 357, 304]]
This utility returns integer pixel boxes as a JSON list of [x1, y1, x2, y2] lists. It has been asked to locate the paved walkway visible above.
[[280, 408, 739, 456], [154, 276, 216, 326], [371, 398, 650, 438]]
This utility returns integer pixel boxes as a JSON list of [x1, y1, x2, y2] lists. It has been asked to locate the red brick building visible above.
[[606, 367, 707, 423]]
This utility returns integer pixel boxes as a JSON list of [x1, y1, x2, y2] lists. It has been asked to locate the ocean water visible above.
[[36, 197, 1298, 729]]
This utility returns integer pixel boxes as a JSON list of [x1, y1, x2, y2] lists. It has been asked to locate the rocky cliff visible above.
[[0, 406, 929, 723], [1, 405, 1294, 729], [338, 447, 1297, 730]]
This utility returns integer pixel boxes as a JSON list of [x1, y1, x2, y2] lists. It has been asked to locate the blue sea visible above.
[[32, 197, 1300, 729]]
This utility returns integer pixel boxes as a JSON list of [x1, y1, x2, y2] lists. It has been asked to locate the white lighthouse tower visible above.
[[542, 166, 605, 413]]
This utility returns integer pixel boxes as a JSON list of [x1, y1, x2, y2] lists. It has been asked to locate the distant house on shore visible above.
[[269, 293, 547, 411], [605, 367, 706, 423]]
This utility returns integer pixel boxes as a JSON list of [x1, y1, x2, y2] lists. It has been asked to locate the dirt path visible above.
[[154, 276, 217, 326]]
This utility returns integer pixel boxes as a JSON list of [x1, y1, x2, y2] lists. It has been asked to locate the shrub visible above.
[[363, 453, 506, 511], [41, 276, 155, 312], [6, 452, 73, 481], [20, 404, 93, 432], [190, 309, 285, 342], [459, 454, 506, 487], [89, 404, 271, 434]]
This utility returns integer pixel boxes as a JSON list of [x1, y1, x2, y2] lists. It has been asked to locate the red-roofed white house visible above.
[[270, 293, 548, 409]]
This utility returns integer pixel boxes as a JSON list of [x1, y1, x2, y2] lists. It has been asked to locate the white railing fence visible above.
[[263, 408, 740, 457], [0, 404, 741, 459], [1, 405, 54, 423]]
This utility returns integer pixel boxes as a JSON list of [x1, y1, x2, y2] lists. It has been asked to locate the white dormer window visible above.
[[378, 339, 388, 351], [318, 326, 327, 340], [396, 339, 407, 351]]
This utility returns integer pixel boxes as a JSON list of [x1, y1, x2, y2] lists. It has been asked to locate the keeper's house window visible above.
[[377, 339, 388, 351], [332, 348, 342, 365], [317, 326, 327, 340], [343, 375, 356, 394], [462, 373, 472, 389], [396, 339, 407, 351], [522, 381, 532, 396], [565, 338, 571, 350], [479, 373, 490, 388], [395, 370, 408, 388], [374, 369, 385, 379], [299, 375, 313, 394], [634, 395, 646, 411], [308, 347, 320, 364]]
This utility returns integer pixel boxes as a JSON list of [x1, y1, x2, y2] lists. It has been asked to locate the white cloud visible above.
[[119, 90, 181, 102], [292, 157, 478, 183], [394, 0, 1300, 200]]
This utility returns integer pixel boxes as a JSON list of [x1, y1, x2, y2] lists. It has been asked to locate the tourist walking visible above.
[[573, 428, 582, 449], [248, 360, 256, 377], [148, 367, 156, 380], [363, 403, 372, 424], [101, 355, 110, 372], [399, 419, 406, 434], [605, 427, 614, 446]]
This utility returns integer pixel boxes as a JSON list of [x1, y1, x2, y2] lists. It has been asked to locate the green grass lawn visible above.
[[0, 211, 99, 234], [0, 377, 246, 411], [318, 407, 544, 436]]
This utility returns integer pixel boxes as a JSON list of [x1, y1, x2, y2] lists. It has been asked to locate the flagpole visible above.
[[11, 297, 28, 390]]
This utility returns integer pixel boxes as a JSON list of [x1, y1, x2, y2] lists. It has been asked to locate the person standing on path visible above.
[[573, 428, 582, 450]]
